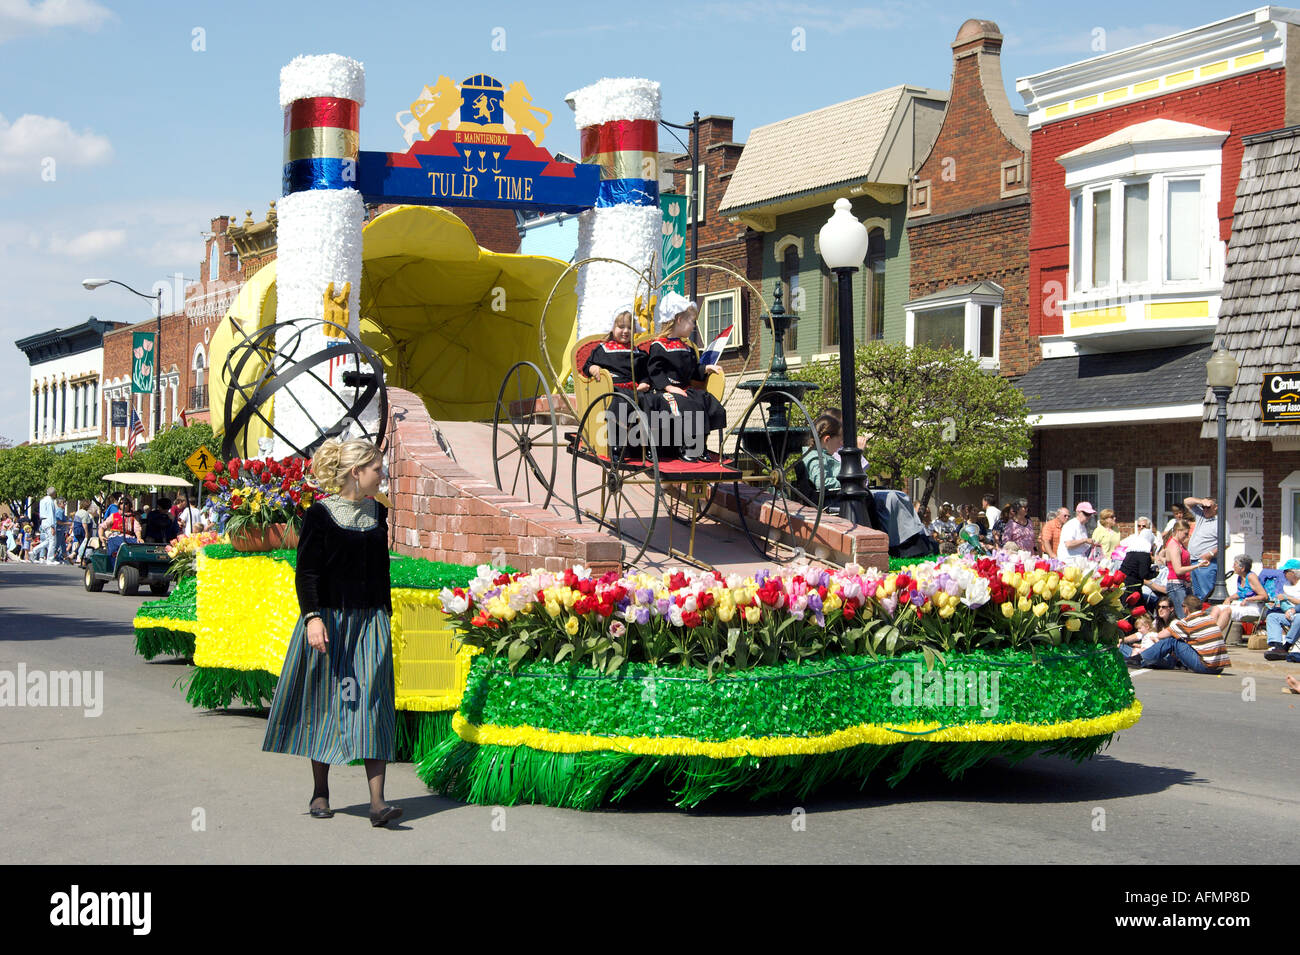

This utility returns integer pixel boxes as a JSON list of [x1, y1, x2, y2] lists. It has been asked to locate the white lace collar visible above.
[[319, 495, 378, 531]]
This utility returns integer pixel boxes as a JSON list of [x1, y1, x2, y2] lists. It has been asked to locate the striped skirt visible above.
[[262, 606, 396, 764]]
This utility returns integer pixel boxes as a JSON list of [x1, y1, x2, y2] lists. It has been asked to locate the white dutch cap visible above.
[[611, 303, 636, 322], [657, 291, 697, 328]]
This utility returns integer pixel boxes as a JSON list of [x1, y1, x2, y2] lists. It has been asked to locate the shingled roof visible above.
[[1017, 343, 1212, 413], [1202, 124, 1300, 440]]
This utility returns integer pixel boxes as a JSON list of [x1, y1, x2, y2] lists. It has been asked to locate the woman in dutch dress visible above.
[[261, 437, 403, 828], [647, 293, 726, 462]]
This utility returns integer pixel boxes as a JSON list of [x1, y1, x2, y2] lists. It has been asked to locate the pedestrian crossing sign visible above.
[[185, 445, 219, 479]]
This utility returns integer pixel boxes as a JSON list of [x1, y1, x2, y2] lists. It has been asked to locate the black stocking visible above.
[[311, 759, 330, 810]]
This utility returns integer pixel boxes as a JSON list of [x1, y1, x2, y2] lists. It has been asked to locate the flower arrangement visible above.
[[201, 456, 319, 537], [165, 530, 226, 580], [440, 554, 1129, 678]]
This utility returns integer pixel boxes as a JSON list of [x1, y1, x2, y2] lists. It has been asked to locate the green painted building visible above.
[[718, 85, 946, 366]]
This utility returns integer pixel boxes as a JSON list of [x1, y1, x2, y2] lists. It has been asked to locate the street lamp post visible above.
[[818, 198, 871, 526], [1206, 350, 1240, 604], [83, 278, 165, 438]]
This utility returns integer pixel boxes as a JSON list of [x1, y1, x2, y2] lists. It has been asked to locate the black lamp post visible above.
[[84, 278, 165, 437], [1206, 350, 1239, 603], [818, 198, 870, 526]]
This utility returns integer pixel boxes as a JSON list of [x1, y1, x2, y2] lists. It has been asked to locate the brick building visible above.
[[1015, 6, 1300, 564], [904, 18, 1031, 511], [665, 116, 762, 414], [719, 85, 948, 375]]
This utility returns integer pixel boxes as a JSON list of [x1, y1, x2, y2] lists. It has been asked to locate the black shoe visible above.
[[308, 797, 334, 819], [1264, 649, 1290, 661], [369, 804, 403, 828], [1126, 655, 1144, 668]]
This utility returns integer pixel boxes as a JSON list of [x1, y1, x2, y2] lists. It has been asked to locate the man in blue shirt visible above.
[[1185, 496, 1221, 601]]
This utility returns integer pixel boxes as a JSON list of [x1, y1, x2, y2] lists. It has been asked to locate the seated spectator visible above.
[[801, 414, 842, 508], [100, 503, 143, 562], [957, 504, 986, 557], [929, 503, 959, 555], [1000, 499, 1036, 553], [1118, 609, 1160, 658], [142, 497, 182, 544], [1264, 558, 1300, 661], [1128, 595, 1231, 673], [1040, 506, 1068, 558], [1208, 554, 1270, 633], [1091, 508, 1120, 558]]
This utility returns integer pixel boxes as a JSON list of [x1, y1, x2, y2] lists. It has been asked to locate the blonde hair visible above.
[[1098, 508, 1115, 522], [311, 437, 381, 492]]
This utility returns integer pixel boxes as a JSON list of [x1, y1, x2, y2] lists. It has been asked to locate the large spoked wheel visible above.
[[572, 390, 660, 568], [731, 391, 824, 562], [492, 361, 558, 509]]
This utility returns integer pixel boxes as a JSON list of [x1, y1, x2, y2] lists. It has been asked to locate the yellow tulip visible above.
[[545, 600, 561, 618], [565, 616, 579, 635], [1087, 590, 1104, 606], [744, 605, 761, 624], [1017, 582, 1032, 598], [939, 604, 955, 619], [1032, 602, 1049, 618], [717, 604, 735, 623], [1065, 617, 1082, 631], [1060, 582, 1077, 600], [1017, 596, 1033, 612], [1001, 602, 1015, 618], [1032, 580, 1045, 595], [1063, 566, 1080, 583]]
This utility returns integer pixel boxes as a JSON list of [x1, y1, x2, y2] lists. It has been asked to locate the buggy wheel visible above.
[[117, 564, 140, 596], [571, 390, 659, 569], [84, 565, 104, 592], [492, 360, 558, 508], [731, 391, 824, 563]]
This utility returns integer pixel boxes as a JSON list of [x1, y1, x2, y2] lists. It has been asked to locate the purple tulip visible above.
[[656, 597, 671, 616], [636, 587, 654, 604], [634, 606, 650, 626]]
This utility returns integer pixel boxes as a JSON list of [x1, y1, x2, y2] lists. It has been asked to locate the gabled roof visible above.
[[718, 85, 944, 214], [1202, 124, 1300, 440], [907, 281, 1004, 308]]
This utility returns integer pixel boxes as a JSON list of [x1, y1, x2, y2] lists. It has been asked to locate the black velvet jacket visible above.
[[294, 499, 392, 616]]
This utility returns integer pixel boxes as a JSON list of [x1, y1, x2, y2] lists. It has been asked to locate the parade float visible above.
[[126, 53, 1141, 807]]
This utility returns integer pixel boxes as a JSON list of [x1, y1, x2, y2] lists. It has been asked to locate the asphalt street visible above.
[[2, 560, 1296, 864]]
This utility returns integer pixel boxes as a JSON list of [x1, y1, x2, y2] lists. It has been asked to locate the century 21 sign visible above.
[[1261, 370, 1300, 425]]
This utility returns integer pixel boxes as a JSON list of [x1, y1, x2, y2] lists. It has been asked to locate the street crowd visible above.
[[919, 494, 1300, 689], [1, 486, 211, 565]]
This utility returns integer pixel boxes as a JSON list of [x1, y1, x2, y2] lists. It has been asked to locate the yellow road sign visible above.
[[185, 445, 219, 479]]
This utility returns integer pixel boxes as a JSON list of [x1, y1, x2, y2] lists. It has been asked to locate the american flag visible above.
[[127, 409, 145, 454]]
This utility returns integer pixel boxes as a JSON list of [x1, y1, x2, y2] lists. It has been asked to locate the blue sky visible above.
[[0, 0, 1245, 442]]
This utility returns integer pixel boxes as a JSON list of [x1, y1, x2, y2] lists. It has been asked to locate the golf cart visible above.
[[83, 470, 193, 596], [84, 540, 172, 596]]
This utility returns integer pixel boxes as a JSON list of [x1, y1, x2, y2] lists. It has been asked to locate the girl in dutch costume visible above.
[[648, 293, 726, 462], [261, 437, 403, 828], [583, 305, 654, 459]]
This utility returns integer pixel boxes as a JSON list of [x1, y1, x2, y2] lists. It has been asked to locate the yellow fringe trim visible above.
[[133, 616, 198, 635], [451, 700, 1143, 758]]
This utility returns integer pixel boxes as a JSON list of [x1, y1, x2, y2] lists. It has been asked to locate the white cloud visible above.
[[0, 0, 114, 43], [47, 227, 125, 257], [0, 112, 113, 174]]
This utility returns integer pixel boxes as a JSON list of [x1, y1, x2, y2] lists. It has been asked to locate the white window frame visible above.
[[1062, 127, 1226, 308], [904, 289, 1001, 371], [699, 288, 743, 350], [1279, 471, 1300, 561], [1156, 466, 1210, 526], [683, 162, 706, 224], [1066, 468, 1113, 514]]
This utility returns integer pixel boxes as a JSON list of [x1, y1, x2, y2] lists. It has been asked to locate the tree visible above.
[[0, 444, 57, 515], [790, 341, 1032, 512], [48, 443, 124, 504], [143, 422, 216, 481]]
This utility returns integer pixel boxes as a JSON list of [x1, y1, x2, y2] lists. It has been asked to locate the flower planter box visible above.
[[229, 523, 299, 553]]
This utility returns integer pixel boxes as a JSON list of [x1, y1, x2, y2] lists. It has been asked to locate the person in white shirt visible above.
[[175, 494, 202, 536], [1057, 501, 1096, 561], [982, 494, 1001, 532]]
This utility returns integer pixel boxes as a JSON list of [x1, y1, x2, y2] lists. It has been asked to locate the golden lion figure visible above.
[[322, 281, 350, 339], [410, 76, 462, 141], [503, 81, 552, 145]]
